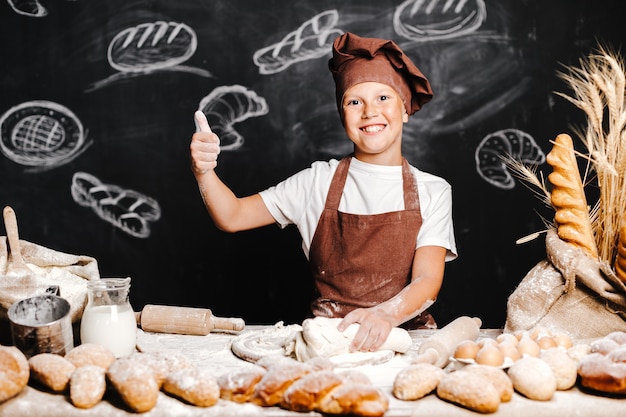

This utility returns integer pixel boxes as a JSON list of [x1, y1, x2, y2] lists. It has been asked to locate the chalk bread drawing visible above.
[[393, 0, 486, 41], [0, 100, 89, 171], [7, 0, 48, 17], [253, 10, 343, 75], [198, 85, 269, 151], [71, 172, 161, 239], [87, 21, 210, 91], [475, 129, 545, 189]]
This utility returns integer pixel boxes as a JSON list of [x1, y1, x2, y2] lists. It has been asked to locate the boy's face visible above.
[[341, 81, 409, 163]]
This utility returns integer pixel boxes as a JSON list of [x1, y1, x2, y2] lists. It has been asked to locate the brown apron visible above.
[[308, 156, 435, 329]]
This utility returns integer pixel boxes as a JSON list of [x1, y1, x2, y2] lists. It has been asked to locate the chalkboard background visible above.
[[1, 0, 623, 328]]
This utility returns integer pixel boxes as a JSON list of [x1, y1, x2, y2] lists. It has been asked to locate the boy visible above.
[[190, 32, 457, 352]]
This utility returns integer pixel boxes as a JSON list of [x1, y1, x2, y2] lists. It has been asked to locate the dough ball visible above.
[[0, 345, 30, 403]]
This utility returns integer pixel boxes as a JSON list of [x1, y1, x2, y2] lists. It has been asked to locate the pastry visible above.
[[106, 357, 159, 413], [579, 331, 626, 394], [392, 363, 445, 401], [0, 345, 30, 403], [28, 353, 75, 393], [546, 133, 598, 258], [250, 361, 312, 406], [218, 366, 266, 403], [281, 370, 344, 411], [69, 365, 106, 409], [162, 367, 220, 407], [463, 364, 513, 402], [318, 383, 389, 417], [540, 347, 578, 390], [436, 370, 501, 413], [65, 343, 116, 369], [128, 351, 193, 388]]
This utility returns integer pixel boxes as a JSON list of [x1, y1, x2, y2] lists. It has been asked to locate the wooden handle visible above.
[[211, 316, 245, 332], [3, 206, 27, 268]]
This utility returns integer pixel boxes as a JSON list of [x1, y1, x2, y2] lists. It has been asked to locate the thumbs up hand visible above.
[[190, 111, 221, 174]]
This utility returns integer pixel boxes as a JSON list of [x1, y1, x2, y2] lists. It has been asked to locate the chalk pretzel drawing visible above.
[[253, 9, 343, 75], [198, 85, 269, 151], [71, 172, 161, 239], [0, 100, 86, 169], [393, 0, 486, 42], [475, 128, 546, 190]]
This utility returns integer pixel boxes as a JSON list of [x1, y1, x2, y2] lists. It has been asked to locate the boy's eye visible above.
[[345, 99, 360, 106], [380, 95, 389, 101]]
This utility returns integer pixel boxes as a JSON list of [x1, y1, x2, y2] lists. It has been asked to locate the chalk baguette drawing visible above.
[[475, 128, 545, 190], [253, 9, 343, 75], [393, 0, 486, 41], [198, 85, 269, 151], [0, 100, 90, 172], [87, 20, 210, 91], [71, 172, 161, 239]]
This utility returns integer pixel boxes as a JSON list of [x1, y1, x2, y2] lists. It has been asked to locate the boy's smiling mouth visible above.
[[361, 124, 386, 133]]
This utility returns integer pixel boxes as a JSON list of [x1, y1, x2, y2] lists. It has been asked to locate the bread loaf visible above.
[[250, 360, 313, 406], [436, 370, 500, 413], [162, 367, 220, 407], [0, 345, 29, 403], [318, 383, 389, 417], [579, 331, 626, 394], [218, 366, 266, 403], [106, 357, 159, 413], [546, 133, 598, 258], [508, 356, 556, 400], [392, 363, 445, 400], [65, 343, 116, 369], [281, 370, 344, 411]]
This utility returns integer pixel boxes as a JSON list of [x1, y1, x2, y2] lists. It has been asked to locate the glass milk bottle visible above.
[[80, 277, 137, 357]]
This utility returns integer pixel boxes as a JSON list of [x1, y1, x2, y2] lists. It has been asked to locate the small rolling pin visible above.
[[413, 315, 482, 368], [136, 304, 245, 335]]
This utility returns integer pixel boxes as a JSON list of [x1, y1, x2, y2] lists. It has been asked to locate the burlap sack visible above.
[[505, 230, 626, 339], [0, 236, 100, 324]]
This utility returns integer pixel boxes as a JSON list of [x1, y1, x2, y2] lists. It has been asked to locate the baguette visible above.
[[546, 133, 598, 258]]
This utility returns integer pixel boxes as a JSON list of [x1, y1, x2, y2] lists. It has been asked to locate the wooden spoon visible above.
[[3, 206, 31, 277]]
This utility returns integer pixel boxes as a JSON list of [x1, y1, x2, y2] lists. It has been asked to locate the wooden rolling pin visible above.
[[413, 316, 482, 368], [136, 304, 245, 335]]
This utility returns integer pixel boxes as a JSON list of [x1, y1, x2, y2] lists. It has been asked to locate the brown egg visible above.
[[537, 336, 558, 350], [517, 337, 541, 357], [553, 333, 573, 349], [496, 333, 519, 346], [475, 344, 504, 366], [454, 340, 480, 360], [497, 341, 521, 362], [477, 338, 497, 348]]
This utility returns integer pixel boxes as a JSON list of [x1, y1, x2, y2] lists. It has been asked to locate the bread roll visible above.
[[69, 365, 106, 409], [281, 370, 344, 411], [0, 345, 30, 403], [540, 347, 578, 390], [218, 366, 266, 403], [463, 364, 513, 402], [318, 383, 389, 417], [392, 363, 445, 401], [65, 343, 116, 369], [436, 370, 500, 413], [250, 361, 312, 406], [106, 357, 159, 413], [28, 353, 75, 392], [162, 367, 220, 407], [546, 133, 598, 258], [579, 331, 626, 394], [129, 351, 193, 388], [508, 356, 556, 400]]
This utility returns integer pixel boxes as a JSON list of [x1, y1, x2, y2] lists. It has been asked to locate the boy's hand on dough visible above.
[[190, 111, 221, 174], [338, 308, 393, 353]]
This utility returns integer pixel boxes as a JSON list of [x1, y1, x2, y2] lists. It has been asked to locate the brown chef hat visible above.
[[328, 32, 433, 115]]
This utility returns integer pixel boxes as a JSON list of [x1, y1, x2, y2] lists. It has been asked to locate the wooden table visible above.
[[1, 326, 624, 417]]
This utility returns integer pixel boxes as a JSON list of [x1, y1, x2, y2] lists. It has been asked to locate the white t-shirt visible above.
[[259, 157, 457, 261]]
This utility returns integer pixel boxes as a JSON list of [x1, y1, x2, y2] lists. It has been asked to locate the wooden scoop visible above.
[[3, 206, 31, 278]]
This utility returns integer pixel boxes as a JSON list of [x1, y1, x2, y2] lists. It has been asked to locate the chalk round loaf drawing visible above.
[[107, 21, 197, 73], [0, 100, 84, 167]]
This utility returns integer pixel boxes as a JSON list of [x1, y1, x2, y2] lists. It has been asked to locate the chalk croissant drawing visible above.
[[198, 85, 269, 151], [87, 20, 210, 91], [71, 172, 161, 239], [5, 0, 75, 17], [0, 100, 90, 172], [475, 129, 545, 190], [393, 0, 486, 42], [253, 9, 343, 75]]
